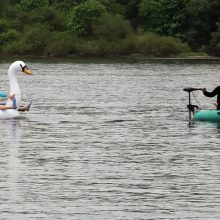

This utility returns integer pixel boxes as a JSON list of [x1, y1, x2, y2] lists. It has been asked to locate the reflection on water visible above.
[[0, 120, 21, 219], [1, 60, 220, 219], [8, 120, 21, 218]]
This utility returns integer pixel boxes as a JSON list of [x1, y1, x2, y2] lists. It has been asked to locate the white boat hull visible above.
[[0, 109, 20, 119]]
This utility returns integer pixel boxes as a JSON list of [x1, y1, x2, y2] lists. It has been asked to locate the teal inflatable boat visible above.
[[194, 110, 220, 122], [183, 87, 220, 123]]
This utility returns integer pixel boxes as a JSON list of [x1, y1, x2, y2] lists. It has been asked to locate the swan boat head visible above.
[[9, 61, 32, 76], [6, 61, 32, 109]]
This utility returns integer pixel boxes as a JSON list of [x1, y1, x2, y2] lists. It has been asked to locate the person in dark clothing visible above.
[[202, 86, 220, 110]]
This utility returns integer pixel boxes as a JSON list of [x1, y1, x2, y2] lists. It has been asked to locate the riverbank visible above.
[[0, 52, 220, 65]]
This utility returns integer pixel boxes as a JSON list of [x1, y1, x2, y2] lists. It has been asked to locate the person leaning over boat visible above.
[[202, 86, 220, 110]]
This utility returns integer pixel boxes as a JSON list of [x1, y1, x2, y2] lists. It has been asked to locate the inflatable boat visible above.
[[0, 61, 32, 120], [194, 110, 220, 122], [183, 87, 220, 123]]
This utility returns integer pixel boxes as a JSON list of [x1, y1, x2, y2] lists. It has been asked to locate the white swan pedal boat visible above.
[[0, 61, 32, 119]]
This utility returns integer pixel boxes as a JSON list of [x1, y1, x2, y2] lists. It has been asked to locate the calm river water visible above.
[[0, 58, 220, 219]]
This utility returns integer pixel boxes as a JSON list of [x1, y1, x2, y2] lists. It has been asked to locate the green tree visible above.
[[138, 0, 188, 37], [92, 13, 132, 40], [209, 22, 220, 55], [184, 0, 210, 49], [19, 0, 48, 11], [10, 5, 67, 32], [0, 29, 20, 47], [49, 0, 85, 10], [32, 7, 67, 31], [22, 25, 51, 55], [124, 0, 141, 29], [48, 31, 75, 56], [99, 0, 127, 15], [9, 0, 20, 4], [0, 0, 9, 16], [0, 19, 9, 32], [138, 0, 213, 50], [1, 0, 220, 56], [69, 0, 106, 36]]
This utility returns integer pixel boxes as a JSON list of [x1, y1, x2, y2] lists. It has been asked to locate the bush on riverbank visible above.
[[70, 32, 190, 57], [133, 33, 191, 57], [0, 31, 191, 57]]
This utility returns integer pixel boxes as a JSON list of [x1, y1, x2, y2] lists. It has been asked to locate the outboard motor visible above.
[[183, 87, 202, 121]]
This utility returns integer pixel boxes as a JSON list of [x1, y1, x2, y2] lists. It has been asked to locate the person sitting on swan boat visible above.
[[0, 92, 31, 111], [202, 86, 220, 110], [0, 93, 16, 110]]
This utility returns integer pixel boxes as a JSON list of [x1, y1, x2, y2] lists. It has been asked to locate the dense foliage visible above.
[[0, 0, 220, 57]]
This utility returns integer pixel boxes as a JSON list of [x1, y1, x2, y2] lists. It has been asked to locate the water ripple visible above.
[[0, 61, 220, 219]]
